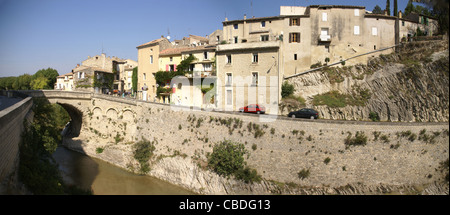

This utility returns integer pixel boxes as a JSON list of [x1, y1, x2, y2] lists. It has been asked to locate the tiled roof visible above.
[[159, 47, 194, 56], [136, 38, 165, 48]]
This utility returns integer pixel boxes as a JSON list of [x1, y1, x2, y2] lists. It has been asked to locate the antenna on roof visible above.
[[251, 0, 254, 18]]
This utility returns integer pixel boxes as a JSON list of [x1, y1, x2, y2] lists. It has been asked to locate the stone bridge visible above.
[[1, 90, 449, 194], [21, 90, 139, 139]]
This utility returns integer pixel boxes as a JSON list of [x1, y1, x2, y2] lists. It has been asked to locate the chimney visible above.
[[225, 17, 228, 21], [76, 64, 80, 68], [244, 14, 247, 20], [398, 10, 402, 18], [384, 10, 388, 15]]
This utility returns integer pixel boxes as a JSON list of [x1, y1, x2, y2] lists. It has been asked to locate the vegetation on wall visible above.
[[133, 138, 156, 174], [18, 99, 90, 194], [207, 140, 261, 184]]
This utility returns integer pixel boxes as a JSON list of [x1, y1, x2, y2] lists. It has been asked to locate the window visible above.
[[402, 21, 405, 26], [354, 9, 359, 16], [226, 73, 232, 86], [204, 51, 208, 60], [325, 45, 330, 53], [261, 21, 266, 28], [252, 53, 258, 63], [203, 63, 212, 71], [252, 72, 258, 86], [234, 36, 238, 44], [234, 24, 238, 29], [170, 57, 173, 62], [226, 55, 232, 64], [372, 27, 378, 36], [226, 90, 232, 105], [290, 18, 300, 26], [216, 36, 220, 42], [260, 35, 269, 41], [169, 65, 175, 71], [150, 55, 153, 64], [374, 45, 377, 50], [143, 73, 146, 80], [81, 72, 85, 79], [294, 54, 297, 60], [322, 12, 327, 21], [354, 26, 360, 35], [289, 33, 300, 43]]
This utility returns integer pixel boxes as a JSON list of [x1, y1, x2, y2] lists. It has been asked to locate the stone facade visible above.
[[216, 5, 440, 112]]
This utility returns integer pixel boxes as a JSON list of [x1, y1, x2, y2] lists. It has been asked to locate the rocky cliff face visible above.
[[285, 40, 449, 122]]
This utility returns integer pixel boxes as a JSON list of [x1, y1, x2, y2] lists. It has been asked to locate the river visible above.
[[52, 146, 195, 195]]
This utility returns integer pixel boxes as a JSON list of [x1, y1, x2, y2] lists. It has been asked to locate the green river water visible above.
[[52, 146, 195, 195]]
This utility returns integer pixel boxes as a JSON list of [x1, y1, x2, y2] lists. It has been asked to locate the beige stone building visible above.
[[216, 5, 439, 112], [55, 72, 74, 91], [136, 37, 173, 101], [71, 53, 133, 94]]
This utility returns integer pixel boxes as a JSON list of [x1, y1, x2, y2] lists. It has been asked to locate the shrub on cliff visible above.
[[344, 131, 368, 148], [133, 138, 156, 174], [207, 140, 261, 184]]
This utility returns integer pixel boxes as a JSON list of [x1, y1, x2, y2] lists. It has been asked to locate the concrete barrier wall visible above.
[[0, 97, 32, 190]]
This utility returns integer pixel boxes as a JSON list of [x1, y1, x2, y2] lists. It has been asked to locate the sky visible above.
[[0, 0, 418, 77]]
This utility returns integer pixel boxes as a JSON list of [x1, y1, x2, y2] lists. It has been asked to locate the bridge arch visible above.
[[57, 102, 83, 138]]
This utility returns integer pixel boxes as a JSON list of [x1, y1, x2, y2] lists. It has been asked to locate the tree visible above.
[[176, 55, 196, 74], [33, 68, 59, 89], [386, 0, 391, 15], [31, 76, 49, 89], [394, 0, 398, 17], [373, 5, 384, 14], [132, 67, 138, 93], [281, 81, 295, 98], [405, 0, 415, 16]]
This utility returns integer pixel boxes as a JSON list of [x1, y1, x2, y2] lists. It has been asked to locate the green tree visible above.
[[132, 67, 138, 93], [15, 74, 33, 90], [386, 0, 391, 15], [404, 0, 415, 16], [207, 140, 247, 177], [176, 55, 196, 73], [31, 76, 49, 89], [33, 68, 59, 89], [372, 5, 384, 14], [394, 0, 398, 17], [281, 81, 295, 98]]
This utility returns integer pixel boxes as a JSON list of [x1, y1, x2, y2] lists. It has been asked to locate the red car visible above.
[[239, 104, 265, 114]]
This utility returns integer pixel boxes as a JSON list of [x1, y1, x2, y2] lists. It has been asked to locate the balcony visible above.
[[319, 34, 331, 42]]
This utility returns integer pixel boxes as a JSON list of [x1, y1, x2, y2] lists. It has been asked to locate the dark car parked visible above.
[[288, 108, 319, 119], [239, 104, 265, 114]]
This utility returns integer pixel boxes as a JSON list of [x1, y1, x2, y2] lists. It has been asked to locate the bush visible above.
[[344, 131, 368, 147], [281, 81, 295, 98], [234, 167, 262, 184], [369, 111, 380, 122], [133, 138, 156, 174], [207, 140, 262, 184], [297, 168, 310, 180], [207, 140, 247, 177]]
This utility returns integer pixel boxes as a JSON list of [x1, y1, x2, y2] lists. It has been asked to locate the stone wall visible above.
[[0, 96, 33, 194], [63, 96, 449, 194]]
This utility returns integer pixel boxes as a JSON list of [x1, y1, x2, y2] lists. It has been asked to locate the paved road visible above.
[[0, 96, 23, 111]]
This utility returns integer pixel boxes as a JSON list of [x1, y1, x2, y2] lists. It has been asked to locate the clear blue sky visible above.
[[0, 0, 416, 77]]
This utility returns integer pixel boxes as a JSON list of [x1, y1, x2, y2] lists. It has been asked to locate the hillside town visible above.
[[51, 4, 439, 113]]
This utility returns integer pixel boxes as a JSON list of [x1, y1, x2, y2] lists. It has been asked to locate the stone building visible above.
[[215, 5, 439, 112], [54, 72, 74, 91], [136, 37, 173, 101], [72, 53, 132, 94]]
